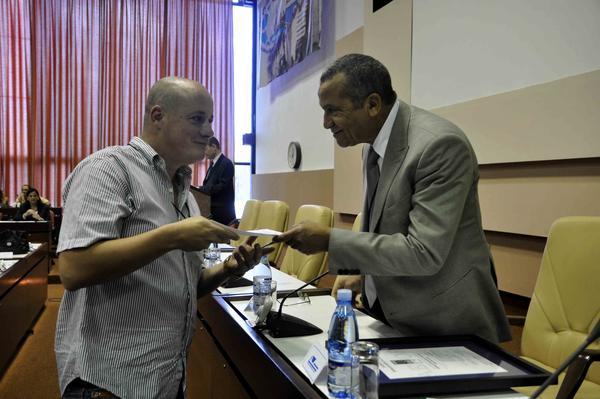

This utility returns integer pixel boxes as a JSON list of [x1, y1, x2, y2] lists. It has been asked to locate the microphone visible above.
[[266, 270, 330, 338], [529, 318, 600, 399]]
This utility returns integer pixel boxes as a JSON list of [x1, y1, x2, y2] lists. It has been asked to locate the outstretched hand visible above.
[[223, 236, 275, 277], [174, 216, 239, 251], [332, 275, 364, 309], [273, 221, 330, 255]]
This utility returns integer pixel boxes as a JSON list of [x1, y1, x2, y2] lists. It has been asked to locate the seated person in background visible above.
[[13, 184, 30, 207], [198, 136, 236, 225], [0, 189, 9, 208], [0, 189, 8, 220], [14, 183, 50, 207], [14, 188, 50, 221]]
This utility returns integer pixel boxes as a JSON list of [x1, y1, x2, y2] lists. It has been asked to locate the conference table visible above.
[[0, 242, 49, 375], [187, 264, 532, 399], [0, 220, 52, 248]]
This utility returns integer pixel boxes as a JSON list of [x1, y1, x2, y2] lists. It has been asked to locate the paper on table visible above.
[[379, 346, 507, 379], [0, 259, 18, 273]]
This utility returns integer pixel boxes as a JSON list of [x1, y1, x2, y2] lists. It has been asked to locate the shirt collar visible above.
[[212, 152, 222, 164], [129, 137, 192, 182], [370, 100, 400, 162]]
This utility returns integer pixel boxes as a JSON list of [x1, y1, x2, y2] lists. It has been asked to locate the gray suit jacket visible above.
[[329, 101, 511, 343]]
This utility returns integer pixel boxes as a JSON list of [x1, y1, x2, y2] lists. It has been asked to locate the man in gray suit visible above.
[[274, 54, 511, 343]]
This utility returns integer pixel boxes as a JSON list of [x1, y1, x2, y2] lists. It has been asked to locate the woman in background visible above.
[[0, 189, 9, 220], [15, 188, 50, 221], [0, 189, 8, 208]]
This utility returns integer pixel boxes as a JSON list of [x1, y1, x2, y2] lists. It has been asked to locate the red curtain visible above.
[[0, 0, 32, 202], [1, 0, 234, 206]]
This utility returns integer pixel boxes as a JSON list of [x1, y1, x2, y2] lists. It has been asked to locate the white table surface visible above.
[[218, 265, 319, 295]]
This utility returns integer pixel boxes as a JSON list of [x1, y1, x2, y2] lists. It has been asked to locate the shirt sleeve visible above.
[[57, 156, 132, 252]]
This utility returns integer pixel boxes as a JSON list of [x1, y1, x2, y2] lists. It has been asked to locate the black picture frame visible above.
[[366, 335, 553, 397]]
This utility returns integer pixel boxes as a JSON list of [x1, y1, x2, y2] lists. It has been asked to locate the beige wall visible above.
[[486, 232, 546, 298], [251, 169, 333, 224], [479, 158, 600, 297], [434, 70, 600, 165], [479, 159, 600, 237]]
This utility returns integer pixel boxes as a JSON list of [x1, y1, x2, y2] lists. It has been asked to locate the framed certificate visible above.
[[367, 335, 553, 397]]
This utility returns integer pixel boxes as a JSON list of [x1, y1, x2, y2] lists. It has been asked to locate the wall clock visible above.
[[287, 141, 302, 170]]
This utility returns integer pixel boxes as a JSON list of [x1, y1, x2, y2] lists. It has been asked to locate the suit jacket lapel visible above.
[[369, 101, 411, 232]]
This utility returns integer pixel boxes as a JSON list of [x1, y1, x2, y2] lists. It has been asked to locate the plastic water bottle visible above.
[[327, 289, 359, 398], [252, 255, 272, 312], [203, 243, 220, 267]]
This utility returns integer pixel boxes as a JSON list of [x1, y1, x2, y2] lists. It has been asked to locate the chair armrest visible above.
[[556, 349, 600, 399]]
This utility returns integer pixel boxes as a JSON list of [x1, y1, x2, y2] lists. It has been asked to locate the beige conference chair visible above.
[[252, 200, 289, 265], [516, 217, 600, 399], [231, 199, 262, 247], [279, 204, 334, 283]]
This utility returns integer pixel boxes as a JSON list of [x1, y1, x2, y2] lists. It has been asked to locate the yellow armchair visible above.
[[279, 204, 333, 282], [253, 200, 289, 264], [517, 216, 600, 399], [231, 199, 262, 247]]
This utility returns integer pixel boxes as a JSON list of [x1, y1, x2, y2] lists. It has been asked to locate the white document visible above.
[[0, 252, 28, 259], [0, 259, 19, 273], [233, 228, 282, 237], [211, 220, 282, 238], [379, 346, 507, 379], [217, 243, 234, 252]]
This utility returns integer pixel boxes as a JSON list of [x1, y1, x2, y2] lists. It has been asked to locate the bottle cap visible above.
[[337, 289, 352, 302]]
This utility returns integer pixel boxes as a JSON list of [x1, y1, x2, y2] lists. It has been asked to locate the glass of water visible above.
[[253, 279, 276, 326], [351, 341, 380, 399]]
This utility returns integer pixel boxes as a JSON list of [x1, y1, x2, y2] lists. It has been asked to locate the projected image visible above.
[[259, 0, 322, 86]]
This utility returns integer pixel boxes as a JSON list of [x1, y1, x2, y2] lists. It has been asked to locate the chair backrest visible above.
[[253, 200, 289, 264], [352, 212, 363, 232], [279, 204, 333, 282], [521, 216, 600, 385], [231, 199, 262, 247]]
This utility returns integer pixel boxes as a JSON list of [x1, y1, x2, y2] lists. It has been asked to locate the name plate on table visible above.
[[302, 344, 328, 384]]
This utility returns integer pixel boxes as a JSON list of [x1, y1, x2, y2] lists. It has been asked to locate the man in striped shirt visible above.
[[55, 77, 267, 398]]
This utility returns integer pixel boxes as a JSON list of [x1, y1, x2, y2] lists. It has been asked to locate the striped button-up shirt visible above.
[[56, 137, 203, 399]]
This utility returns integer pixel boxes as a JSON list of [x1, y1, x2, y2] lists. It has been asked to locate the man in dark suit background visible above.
[[199, 137, 236, 225]]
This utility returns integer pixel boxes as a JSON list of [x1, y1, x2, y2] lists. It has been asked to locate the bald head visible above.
[[141, 77, 215, 176], [143, 77, 209, 126]]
